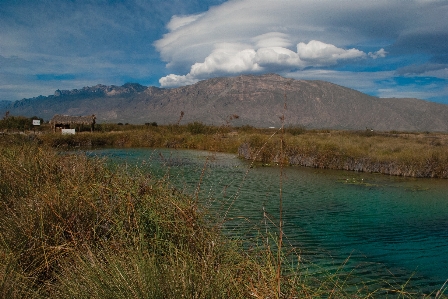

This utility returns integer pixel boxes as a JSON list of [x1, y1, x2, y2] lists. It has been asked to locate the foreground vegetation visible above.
[[0, 136, 360, 298], [1, 135, 447, 298], [0, 137, 271, 298]]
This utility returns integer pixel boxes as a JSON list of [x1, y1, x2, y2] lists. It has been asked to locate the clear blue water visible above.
[[88, 148, 448, 295]]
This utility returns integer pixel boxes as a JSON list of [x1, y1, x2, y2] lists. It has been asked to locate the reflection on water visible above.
[[88, 148, 448, 294]]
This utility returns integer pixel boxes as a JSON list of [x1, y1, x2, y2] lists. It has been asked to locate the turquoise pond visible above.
[[87, 148, 448, 295]]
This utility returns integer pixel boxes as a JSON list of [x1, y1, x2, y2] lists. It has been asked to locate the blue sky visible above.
[[1, 0, 447, 104]]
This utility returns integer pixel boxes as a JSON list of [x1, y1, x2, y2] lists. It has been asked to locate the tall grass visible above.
[[240, 130, 448, 178], [0, 138, 325, 298], [0, 138, 251, 297], [35, 124, 448, 178], [1, 135, 446, 298]]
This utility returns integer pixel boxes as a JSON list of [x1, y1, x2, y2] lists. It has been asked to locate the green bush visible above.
[[285, 125, 306, 136], [187, 121, 210, 135], [0, 115, 44, 132]]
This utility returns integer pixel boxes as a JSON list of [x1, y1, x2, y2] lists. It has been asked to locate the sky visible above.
[[1, 0, 447, 104]]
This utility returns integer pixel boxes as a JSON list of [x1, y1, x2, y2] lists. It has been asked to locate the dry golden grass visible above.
[[32, 123, 448, 178], [1, 135, 446, 298], [240, 130, 448, 178]]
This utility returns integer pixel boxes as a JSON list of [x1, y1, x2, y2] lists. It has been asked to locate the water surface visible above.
[[88, 148, 448, 294]]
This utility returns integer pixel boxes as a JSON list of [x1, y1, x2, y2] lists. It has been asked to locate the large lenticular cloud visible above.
[[155, 0, 447, 88], [159, 39, 373, 87], [155, 0, 389, 87]]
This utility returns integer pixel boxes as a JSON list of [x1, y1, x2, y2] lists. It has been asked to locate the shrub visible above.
[[187, 121, 210, 135], [285, 125, 306, 136], [0, 115, 44, 132]]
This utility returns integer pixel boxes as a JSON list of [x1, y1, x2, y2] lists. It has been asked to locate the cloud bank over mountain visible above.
[[154, 0, 447, 103], [1, 0, 447, 104], [159, 39, 377, 87]]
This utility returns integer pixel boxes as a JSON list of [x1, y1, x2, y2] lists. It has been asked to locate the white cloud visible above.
[[155, 0, 419, 71], [368, 48, 387, 59], [422, 67, 448, 79], [297, 40, 366, 65], [256, 47, 303, 67], [395, 63, 448, 76], [159, 74, 198, 87], [154, 0, 347, 70], [190, 48, 260, 77], [284, 69, 395, 95], [159, 40, 372, 87], [376, 89, 436, 100], [252, 32, 292, 48], [155, 0, 405, 87], [166, 13, 205, 31]]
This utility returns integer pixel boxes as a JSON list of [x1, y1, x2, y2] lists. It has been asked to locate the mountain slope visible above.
[[1, 74, 448, 131]]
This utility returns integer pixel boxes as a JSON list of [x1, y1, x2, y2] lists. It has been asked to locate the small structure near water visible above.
[[50, 114, 96, 133]]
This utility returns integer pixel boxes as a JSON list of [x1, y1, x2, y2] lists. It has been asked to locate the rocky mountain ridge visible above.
[[1, 74, 448, 131], [53, 83, 148, 97]]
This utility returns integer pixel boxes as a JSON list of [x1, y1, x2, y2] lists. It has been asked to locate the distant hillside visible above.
[[2, 74, 448, 131]]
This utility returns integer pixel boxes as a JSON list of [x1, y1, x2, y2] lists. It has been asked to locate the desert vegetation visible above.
[[29, 123, 448, 178], [0, 136, 267, 298], [0, 135, 394, 298], [1, 130, 447, 298], [0, 115, 44, 133], [239, 129, 448, 178]]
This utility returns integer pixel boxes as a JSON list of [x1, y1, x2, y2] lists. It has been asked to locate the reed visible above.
[[1, 135, 446, 298], [240, 130, 448, 178], [35, 124, 448, 178], [0, 138, 295, 297]]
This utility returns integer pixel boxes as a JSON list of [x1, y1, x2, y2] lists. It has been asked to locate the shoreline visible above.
[[7, 124, 447, 179], [238, 142, 448, 179]]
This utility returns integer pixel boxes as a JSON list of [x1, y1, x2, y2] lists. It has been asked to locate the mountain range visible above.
[[2, 73, 448, 131]]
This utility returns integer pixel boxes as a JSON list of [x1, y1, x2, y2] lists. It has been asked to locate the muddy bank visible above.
[[238, 142, 448, 179]]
